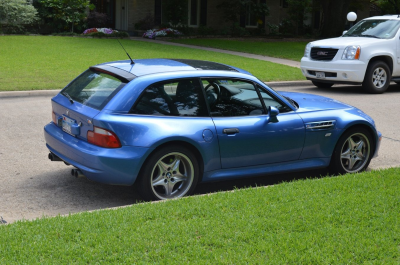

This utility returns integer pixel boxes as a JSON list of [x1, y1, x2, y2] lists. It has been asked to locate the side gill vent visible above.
[[305, 120, 336, 130]]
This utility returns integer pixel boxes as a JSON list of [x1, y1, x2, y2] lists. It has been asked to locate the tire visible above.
[[135, 145, 199, 201], [329, 128, 373, 175], [363, 61, 391, 94], [312, 80, 334, 88]]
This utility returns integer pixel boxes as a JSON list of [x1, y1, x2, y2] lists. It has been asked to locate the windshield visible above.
[[343, 19, 400, 39], [61, 69, 126, 110]]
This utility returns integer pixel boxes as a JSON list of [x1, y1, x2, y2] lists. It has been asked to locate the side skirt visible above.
[[202, 158, 330, 182]]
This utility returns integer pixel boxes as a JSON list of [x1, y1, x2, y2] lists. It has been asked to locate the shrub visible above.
[[134, 14, 155, 30], [82, 28, 129, 38], [86, 11, 110, 28], [143, 28, 183, 39], [197, 26, 217, 36], [0, 0, 38, 33]]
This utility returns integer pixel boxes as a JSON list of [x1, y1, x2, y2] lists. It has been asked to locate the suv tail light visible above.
[[87, 126, 121, 148]]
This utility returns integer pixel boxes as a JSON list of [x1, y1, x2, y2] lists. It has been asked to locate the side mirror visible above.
[[342, 30, 348, 36], [267, 106, 279, 123]]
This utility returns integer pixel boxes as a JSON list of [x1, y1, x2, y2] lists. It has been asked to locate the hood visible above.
[[279, 91, 354, 112], [310, 37, 385, 49]]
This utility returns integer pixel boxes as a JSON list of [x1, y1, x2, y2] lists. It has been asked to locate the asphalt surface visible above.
[[1, 82, 399, 224]]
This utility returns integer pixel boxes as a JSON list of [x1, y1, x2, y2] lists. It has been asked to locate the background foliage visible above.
[[34, 0, 94, 33], [0, 0, 38, 33]]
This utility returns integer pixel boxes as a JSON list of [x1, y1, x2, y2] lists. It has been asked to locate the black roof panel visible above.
[[171, 59, 239, 72]]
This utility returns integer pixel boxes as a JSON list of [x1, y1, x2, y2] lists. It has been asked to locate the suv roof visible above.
[[365, 15, 400, 20], [91, 58, 251, 81]]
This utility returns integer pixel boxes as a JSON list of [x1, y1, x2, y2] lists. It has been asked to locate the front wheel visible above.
[[329, 128, 373, 175], [135, 146, 199, 201], [363, 61, 391, 94], [312, 80, 334, 88]]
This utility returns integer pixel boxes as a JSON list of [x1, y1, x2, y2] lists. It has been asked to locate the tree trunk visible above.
[[320, 0, 352, 38]]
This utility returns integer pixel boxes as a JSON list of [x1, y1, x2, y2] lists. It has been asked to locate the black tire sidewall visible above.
[[329, 128, 373, 175], [135, 145, 199, 201], [363, 61, 391, 94]]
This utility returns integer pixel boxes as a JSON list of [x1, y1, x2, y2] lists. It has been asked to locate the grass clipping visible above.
[[1, 168, 399, 263]]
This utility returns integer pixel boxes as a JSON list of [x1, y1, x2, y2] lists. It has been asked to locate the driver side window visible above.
[[202, 79, 265, 117]]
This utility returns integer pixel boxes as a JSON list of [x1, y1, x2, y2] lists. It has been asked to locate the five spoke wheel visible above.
[[136, 146, 199, 201], [151, 152, 194, 200], [340, 133, 370, 173], [330, 128, 373, 174]]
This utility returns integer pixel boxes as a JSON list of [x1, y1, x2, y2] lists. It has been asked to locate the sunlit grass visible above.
[[0, 36, 304, 91], [170, 38, 308, 61], [1, 168, 399, 263]]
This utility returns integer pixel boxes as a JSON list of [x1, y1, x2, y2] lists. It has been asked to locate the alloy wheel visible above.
[[150, 152, 194, 200], [340, 132, 370, 173]]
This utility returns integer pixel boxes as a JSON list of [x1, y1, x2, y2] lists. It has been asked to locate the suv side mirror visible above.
[[342, 30, 348, 36]]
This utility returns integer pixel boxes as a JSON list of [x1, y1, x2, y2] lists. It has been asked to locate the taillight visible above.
[[52, 111, 57, 124], [87, 126, 121, 148]]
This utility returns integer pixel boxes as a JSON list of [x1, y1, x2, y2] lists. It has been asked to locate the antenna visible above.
[[117, 39, 134, 65]]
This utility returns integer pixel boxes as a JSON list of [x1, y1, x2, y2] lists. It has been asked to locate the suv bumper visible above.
[[44, 122, 150, 185], [301, 57, 368, 83]]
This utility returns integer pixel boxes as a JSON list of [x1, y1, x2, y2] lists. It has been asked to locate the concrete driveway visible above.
[[0, 82, 399, 224]]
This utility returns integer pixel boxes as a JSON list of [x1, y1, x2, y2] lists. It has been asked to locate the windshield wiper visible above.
[[62, 92, 74, 104], [360, 34, 380, 39]]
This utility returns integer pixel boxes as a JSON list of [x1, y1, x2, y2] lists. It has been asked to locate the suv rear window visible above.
[[61, 69, 126, 110]]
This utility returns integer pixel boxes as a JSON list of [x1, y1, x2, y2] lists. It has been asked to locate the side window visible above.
[[130, 79, 208, 117], [202, 78, 265, 117], [257, 85, 292, 113]]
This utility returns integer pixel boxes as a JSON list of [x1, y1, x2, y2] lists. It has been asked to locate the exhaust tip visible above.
[[71, 168, 85, 178], [48, 152, 62, 162]]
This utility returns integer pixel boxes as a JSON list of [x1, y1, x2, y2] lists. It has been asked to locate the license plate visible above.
[[316, 72, 325, 79], [62, 115, 75, 136]]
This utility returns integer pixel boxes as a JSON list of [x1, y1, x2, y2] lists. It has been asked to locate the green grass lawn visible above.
[[1, 168, 399, 264], [0, 36, 304, 91], [170, 38, 308, 61]]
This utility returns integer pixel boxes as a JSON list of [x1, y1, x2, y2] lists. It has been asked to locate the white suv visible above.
[[301, 15, 400, 93]]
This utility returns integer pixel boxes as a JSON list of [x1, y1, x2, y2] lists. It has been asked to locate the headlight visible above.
[[342, 45, 361, 60], [304, 43, 311, 58]]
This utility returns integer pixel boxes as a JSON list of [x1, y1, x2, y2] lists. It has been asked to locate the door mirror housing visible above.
[[267, 106, 279, 123], [342, 30, 348, 36]]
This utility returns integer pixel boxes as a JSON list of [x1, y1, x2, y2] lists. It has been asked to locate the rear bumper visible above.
[[300, 57, 367, 83], [44, 122, 151, 185]]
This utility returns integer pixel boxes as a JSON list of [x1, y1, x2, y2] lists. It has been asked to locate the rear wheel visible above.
[[363, 61, 390, 94], [330, 128, 373, 175], [135, 146, 199, 201], [312, 81, 334, 88]]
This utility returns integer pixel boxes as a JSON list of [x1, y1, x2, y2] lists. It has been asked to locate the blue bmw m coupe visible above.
[[44, 59, 382, 201]]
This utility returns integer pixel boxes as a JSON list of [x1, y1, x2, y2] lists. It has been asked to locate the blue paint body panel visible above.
[[44, 59, 382, 187]]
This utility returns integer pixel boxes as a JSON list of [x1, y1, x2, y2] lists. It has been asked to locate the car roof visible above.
[[90, 59, 253, 81]]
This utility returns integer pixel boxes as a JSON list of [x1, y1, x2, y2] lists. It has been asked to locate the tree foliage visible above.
[[0, 0, 38, 33], [163, 0, 187, 27], [286, 0, 312, 35], [34, 0, 94, 33], [373, 0, 400, 14], [217, 0, 269, 25]]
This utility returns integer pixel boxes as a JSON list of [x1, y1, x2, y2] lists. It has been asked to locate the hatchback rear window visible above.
[[61, 69, 126, 110]]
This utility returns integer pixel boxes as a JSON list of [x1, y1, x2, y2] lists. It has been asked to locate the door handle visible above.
[[223, 128, 240, 135]]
